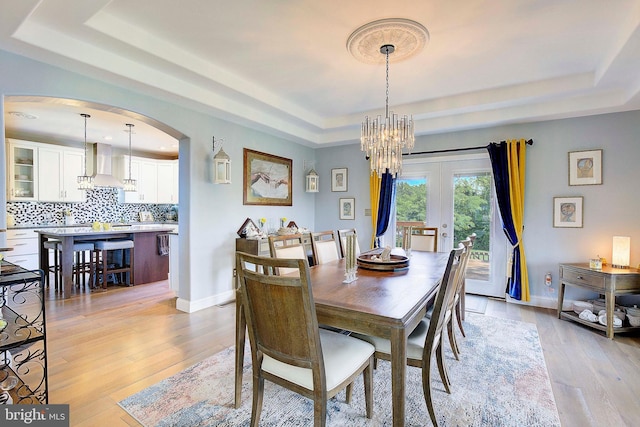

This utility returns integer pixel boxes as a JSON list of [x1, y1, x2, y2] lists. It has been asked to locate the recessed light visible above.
[[8, 111, 38, 119], [104, 135, 113, 141]]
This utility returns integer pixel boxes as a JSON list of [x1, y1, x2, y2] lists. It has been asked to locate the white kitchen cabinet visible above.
[[118, 156, 177, 204], [4, 229, 44, 271], [7, 140, 38, 201], [157, 160, 178, 204], [37, 145, 86, 202]]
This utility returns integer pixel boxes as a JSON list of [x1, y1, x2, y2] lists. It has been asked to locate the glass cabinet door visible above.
[[8, 142, 38, 201]]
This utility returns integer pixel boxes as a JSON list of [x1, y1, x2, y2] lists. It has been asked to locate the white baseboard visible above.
[[505, 294, 563, 310], [175, 289, 236, 313]]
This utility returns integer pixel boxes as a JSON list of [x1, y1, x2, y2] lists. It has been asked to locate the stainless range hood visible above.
[[91, 143, 123, 188]]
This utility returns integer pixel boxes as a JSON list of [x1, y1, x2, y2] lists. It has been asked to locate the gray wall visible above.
[[317, 111, 640, 307]]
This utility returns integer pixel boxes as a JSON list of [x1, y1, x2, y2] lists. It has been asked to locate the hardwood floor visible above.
[[44, 281, 640, 426]]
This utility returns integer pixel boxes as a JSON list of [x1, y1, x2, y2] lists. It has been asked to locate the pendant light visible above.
[[122, 123, 137, 192], [77, 113, 94, 190]]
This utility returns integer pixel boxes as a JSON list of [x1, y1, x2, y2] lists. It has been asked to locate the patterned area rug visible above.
[[119, 313, 560, 426]]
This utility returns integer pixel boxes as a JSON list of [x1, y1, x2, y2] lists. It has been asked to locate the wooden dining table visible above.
[[234, 249, 450, 427]]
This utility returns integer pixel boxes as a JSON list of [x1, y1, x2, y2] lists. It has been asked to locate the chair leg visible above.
[[250, 374, 264, 427], [363, 356, 373, 419], [345, 383, 353, 404], [436, 339, 451, 394], [455, 300, 466, 337], [422, 354, 439, 427], [447, 319, 460, 361], [313, 394, 326, 427]]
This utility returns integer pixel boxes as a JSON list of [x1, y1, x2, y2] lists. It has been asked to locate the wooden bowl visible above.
[[357, 253, 410, 271]]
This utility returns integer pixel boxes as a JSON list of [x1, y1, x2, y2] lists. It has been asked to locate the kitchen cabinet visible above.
[[6, 140, 38, 201], [117, 156, 177, 204], [0, 261, 48, 404], [4, 229, 41, 271], [37, 145, 86, 202]]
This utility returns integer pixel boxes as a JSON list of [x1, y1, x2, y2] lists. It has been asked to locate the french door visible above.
[[394, 153, 508, 298]]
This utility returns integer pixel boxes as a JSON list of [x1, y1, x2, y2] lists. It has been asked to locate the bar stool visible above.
[[93, 240, 134, 289], [43, 240, 96, 291]]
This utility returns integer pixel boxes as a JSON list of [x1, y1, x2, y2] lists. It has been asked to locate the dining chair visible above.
[[407, 226, 439, 252], [235, 252, 375, 427], [436, 236, 473, 361], [351, 244, 464, 427], [453, 233, 476, 339], [337, 228, 361, 258], [311, 230, 340, 265], [268, 234, 307, 275]]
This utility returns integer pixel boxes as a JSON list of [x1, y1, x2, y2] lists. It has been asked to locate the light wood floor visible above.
[[44, 281, 640, 427]]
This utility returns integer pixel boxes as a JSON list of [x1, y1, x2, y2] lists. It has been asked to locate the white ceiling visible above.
[[2, 0, 640, 155]]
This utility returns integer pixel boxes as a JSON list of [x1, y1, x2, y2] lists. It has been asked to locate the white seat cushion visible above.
[[94, 240, 134, 250], [352, 319, 431, 360], [315, 240, 339, 264], [262, 329, 374, 391]]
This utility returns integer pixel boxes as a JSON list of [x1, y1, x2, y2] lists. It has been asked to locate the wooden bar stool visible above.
[[93, 240, 134, 289], [43, 240, 95, 291]]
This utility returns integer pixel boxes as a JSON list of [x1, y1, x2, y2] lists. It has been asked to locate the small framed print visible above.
[[569, 149, 602, 186], [331, 168, 348, 192], [553, 196, 583, 228], [339, 198, 355, 220]]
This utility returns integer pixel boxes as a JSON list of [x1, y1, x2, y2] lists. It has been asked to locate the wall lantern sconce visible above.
[[612, 236, 631, 268], [306, 168, 319, 193], [212, 136, 231, 184]]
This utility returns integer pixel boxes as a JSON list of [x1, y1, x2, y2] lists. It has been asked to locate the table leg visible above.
[[60, 237, 74, 298], [557, 281, 566, 318], [605, 292, 614, 339], [390, 328, 407, 427], [234, 292, 246, 408]]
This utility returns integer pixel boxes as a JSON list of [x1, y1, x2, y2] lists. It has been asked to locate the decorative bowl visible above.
[[626, 306, 640, 317]]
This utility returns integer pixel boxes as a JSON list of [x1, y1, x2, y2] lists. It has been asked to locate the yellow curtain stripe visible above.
[[507, 139, 530, 301], [369, 172, 381, 249]]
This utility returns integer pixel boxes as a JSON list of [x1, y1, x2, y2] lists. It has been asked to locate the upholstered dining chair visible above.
[[453, 233, 476, 339], [235, 252, 375, 427], [337, 228, 361, 258], [407, 226, 439, 252], [351, 244, 464, 427], [268, 234, 307, 275], [310, 230, 340, 265]]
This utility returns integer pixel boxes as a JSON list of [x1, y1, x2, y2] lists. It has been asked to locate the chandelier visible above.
[[348, 18, 427, 177], [122, 123, 137, 192], [360, 44, 414, 177], [77, 113, 94, 190]]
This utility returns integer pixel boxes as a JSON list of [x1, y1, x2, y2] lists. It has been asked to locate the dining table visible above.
[[234, 249, 450, 427]]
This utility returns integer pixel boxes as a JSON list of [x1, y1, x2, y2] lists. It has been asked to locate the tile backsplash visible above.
[[7, 188, 174, 226]]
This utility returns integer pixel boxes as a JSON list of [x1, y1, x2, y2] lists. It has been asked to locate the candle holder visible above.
[[343, 267, 357, 283]]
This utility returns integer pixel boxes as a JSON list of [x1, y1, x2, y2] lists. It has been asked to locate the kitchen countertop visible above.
[[8, 221, 178, 230], [35, 224, 176, 236]]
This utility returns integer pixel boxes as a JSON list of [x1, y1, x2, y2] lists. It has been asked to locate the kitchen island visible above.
[[37, 225, 175, 298]]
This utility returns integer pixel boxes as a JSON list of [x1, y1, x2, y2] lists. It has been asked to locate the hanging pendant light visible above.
[[77, 113, 94, 190], [122, 123, 137, 192], [360, 44, 414, 177]]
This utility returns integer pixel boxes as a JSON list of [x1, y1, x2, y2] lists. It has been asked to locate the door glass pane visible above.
[[395, 178, 427, 246], [453, 172, 491, 281]]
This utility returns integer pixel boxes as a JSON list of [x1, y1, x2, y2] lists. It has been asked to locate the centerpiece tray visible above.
[[357, 251, 410, 272]]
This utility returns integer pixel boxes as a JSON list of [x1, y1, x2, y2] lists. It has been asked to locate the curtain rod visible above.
[[403, 138, 533, 157]]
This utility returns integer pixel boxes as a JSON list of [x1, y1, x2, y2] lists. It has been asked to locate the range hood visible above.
[[91, 143, 123, 188]]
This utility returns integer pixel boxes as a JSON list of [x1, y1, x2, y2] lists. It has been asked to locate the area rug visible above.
[[119, 313, 560, 426]]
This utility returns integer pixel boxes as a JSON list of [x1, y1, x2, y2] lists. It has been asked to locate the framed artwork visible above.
[[243, 148, 292, 206], [339, 197, 355, 220], [553, 196, 583, 228], [331, 168, 348, 192], [569, 149, 602, 186]]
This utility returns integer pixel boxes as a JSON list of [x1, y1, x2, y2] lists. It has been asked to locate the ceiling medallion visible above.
[[346, 18, 429, 64]]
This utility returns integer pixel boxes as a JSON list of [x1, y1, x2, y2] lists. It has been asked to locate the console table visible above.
[[557, 263, 640, 339]]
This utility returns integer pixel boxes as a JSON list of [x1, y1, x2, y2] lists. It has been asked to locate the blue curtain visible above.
[[487, 142, 522, 299], [375, 172, 395, 248]]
